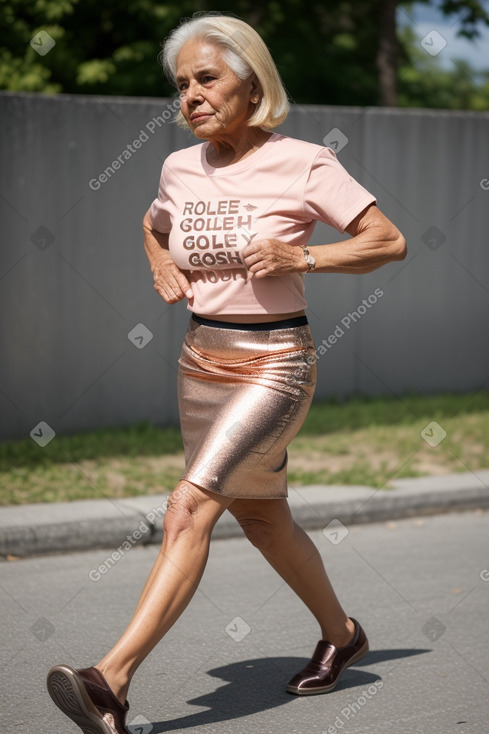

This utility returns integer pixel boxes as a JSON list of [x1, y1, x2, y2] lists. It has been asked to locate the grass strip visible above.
[[1, 391, 487, 505]]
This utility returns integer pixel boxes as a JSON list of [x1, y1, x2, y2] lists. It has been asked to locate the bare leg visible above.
[[228, 498, 355, 645], [94, 482, 234, 704]]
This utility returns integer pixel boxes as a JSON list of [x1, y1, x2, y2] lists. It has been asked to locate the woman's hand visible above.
[[143, 208, 193, 304], [241, 238, 307, 278], [152, 253, 193, 304]]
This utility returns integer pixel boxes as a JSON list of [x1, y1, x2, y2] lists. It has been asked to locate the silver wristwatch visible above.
[[300, 245, 316, 272]]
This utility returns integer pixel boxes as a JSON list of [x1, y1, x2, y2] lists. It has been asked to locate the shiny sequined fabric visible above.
[[177, 316, 317, 498]]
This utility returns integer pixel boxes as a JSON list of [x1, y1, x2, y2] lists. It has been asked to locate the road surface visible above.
[[1, 510, 488, 734]]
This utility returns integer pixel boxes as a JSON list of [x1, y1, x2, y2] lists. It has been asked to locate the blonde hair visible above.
[[160, 13, 289, 130]]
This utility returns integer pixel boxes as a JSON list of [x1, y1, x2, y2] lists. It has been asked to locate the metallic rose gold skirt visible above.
[[177, 314, 317, 499]]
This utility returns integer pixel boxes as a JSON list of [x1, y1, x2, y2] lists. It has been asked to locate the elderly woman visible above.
[[47, 13, 406, 734]]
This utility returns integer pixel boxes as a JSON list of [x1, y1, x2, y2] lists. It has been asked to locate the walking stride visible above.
[[47, 12, 406, 733]]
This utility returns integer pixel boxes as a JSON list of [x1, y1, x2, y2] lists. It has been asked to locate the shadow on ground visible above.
[[150, 648, 429, 732]]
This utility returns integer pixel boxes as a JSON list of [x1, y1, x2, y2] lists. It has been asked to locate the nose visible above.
[[184, 79, 204, 104]]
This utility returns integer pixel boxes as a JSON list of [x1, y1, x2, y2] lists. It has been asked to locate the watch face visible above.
[[305, 254, 315, 268]]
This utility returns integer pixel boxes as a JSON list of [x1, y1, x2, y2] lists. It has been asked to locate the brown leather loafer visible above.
[[46, 664, 130, 734], [286, 618, 369, 695]]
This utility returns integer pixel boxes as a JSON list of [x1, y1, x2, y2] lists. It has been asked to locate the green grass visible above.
[[298, 390, 489, 434], [288, 391, 489, 488], [1, 391, 488, 505], [0, 422, 183, 468]]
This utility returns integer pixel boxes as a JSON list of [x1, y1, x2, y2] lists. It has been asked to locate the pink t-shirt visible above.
[[149, 133, 376, 315]]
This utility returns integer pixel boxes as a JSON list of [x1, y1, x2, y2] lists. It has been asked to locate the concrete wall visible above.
[[1, 92, 488, 440]]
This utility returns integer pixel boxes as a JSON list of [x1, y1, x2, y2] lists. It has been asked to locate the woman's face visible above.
[[176, 39, 257, 140]]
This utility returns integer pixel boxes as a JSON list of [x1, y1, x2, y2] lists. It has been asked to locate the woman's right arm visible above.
[[142, 208, 193, 304]]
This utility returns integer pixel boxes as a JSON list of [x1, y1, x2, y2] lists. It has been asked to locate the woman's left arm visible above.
[[241, 204, 407, 278]]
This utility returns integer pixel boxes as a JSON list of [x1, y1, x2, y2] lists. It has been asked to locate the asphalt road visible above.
[[1, 510, 488, 734]]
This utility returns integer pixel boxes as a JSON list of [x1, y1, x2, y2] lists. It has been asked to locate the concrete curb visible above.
[[1, 471, 488, 558]]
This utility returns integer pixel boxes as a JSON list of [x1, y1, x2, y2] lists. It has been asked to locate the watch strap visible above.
[[300, 245, 316, 272]]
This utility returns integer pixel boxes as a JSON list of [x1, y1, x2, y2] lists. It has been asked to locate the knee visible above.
[[162, 482, 205, 542], [237, 516, 280, 551]]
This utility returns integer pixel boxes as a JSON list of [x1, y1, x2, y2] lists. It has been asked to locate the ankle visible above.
[[93, 664, 130, 705], [320, 617, 355, 647]]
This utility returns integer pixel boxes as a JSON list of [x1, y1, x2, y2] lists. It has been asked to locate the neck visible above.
[[207, 128, 272, 166]]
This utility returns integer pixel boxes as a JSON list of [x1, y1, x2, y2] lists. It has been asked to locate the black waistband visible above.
[[191, 313, 308, 331]]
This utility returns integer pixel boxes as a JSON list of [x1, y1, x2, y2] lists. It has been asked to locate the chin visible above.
[[191, 124, 218, 140], [191, 126, 210, 137]]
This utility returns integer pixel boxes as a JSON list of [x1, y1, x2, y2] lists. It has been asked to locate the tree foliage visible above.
[[398, 23, 489, 108], [0, 0, 488, 108]]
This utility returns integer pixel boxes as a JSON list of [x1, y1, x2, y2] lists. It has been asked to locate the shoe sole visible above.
[[286, 638, 369, 695], [46, 665, 115, 734]]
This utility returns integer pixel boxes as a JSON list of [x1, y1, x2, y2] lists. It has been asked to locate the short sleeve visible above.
[[303, 147, 376, 233], [149, 163, 172, 233]]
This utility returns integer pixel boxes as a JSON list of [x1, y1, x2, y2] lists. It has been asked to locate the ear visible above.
[[249, 74, 262, 104]]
